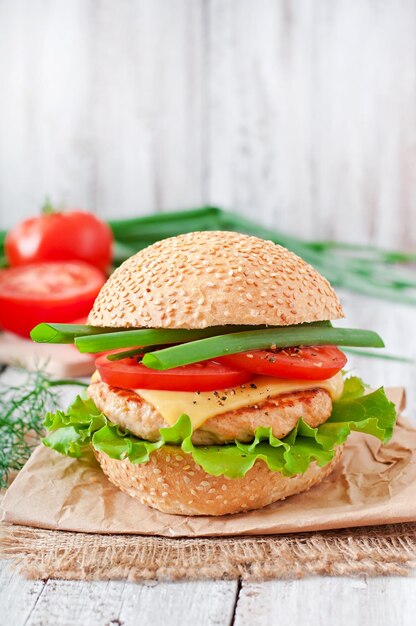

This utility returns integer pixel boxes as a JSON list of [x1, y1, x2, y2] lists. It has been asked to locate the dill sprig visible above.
[[0, 368, 87, 489]]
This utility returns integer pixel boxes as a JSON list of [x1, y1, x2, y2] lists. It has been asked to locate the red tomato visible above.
[[0, 262, 106, 337], [96, 353, 253, 392], [5, 210, 113, 272], [219, 346, 347, 381]]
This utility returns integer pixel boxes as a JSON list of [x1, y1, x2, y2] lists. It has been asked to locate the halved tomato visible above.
[[219, 346, 347, 381], [96, 353, 253, 392], [0, 261, 105, 337]]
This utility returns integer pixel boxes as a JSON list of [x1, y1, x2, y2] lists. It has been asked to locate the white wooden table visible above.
[[1, 290, 416, 626]]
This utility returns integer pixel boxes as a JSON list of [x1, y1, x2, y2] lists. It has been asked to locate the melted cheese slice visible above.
[[135, 372, 344, 430]]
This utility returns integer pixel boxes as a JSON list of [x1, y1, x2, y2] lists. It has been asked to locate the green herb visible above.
[[142, 326, 384, 370], [42, 376, 396, 479], [0, 369, 88, 488], [30, 323, 120, 344]]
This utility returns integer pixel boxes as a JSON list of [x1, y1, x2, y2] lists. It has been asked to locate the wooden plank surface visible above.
[[0, 568, 238, 626], [1, 1, 416, 249], [0, 561, 46, 625], [234, 577, 416, 626], [2, 569, 416, 626]]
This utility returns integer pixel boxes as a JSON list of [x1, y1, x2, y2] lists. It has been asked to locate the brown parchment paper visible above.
[[2, 388, 415, 538]]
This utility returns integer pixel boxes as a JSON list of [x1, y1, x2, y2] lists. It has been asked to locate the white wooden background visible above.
[[0, 0, 416, 248]]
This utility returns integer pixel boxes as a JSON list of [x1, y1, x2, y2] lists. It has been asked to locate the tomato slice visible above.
[[0, 261, 105, 337], [219, 346, 347, 381], [96, 352, 253, 392]]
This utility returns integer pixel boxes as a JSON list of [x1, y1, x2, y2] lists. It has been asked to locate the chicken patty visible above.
[[88, 380, 332, 445]]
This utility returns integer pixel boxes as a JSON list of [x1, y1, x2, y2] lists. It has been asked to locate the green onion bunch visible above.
[[108, 207, 416, 304]]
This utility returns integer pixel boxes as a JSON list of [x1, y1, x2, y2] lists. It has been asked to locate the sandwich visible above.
[[32, 231, 397, 516]]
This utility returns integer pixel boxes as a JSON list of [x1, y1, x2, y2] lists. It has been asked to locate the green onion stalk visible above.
[[141, 327, 383, 370], [31, 322, 384, 370]]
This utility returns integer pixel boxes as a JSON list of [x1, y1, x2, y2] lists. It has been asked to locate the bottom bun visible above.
[[95, 445, 343, 516]]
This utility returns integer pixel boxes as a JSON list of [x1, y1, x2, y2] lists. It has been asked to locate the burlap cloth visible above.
[[1, 388, 416, 581], [1, 518, 416, 580]]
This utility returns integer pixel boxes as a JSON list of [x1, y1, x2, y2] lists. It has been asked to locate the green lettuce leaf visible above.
[[338, 375, 367, 400], [93, 424, 164, 463], [42, 376, 397, 478], [42, 396, 106, 457]]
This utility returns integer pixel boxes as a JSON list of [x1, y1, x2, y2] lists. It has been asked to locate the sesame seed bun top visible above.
[[88, 231, 344, 329]]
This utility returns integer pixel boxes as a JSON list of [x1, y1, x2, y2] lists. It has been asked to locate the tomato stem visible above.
[[41, 196, 55, 215]]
